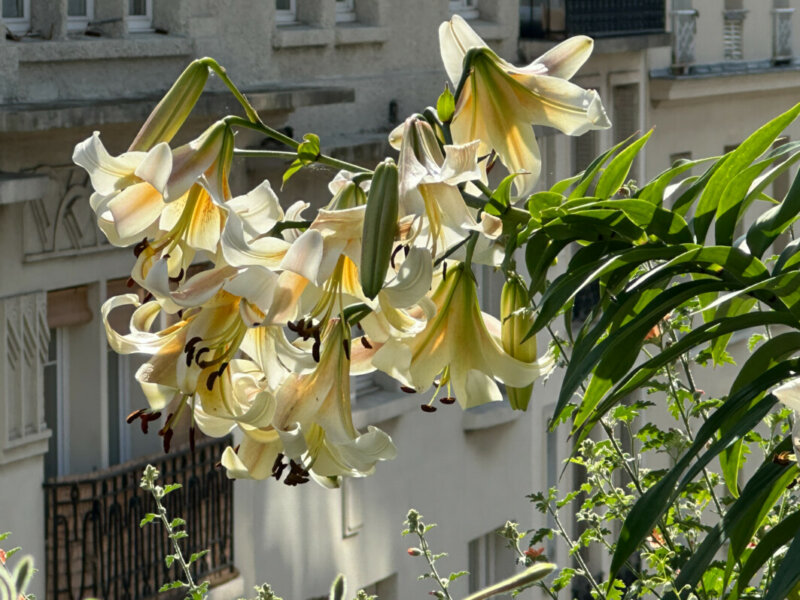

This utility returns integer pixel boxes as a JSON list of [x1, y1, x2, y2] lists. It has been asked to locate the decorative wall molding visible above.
[[0, 291, 51, 464], [22, 166, 110, 262]]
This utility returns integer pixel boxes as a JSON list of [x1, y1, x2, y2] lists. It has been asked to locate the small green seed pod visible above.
[[360, 158, 399, 299]]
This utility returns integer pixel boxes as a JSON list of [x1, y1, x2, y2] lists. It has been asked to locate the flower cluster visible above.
[[73, 16, 608, 486]]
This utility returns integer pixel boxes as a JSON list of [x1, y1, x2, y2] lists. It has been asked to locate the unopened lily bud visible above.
[[501, 275, 537, 411], [328, 181, 367, 210], [129, 59, 209, 152], [360, 158, 399, 299]]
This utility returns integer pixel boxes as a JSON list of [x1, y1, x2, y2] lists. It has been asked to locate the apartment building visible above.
[[0, 1, 797, 598]]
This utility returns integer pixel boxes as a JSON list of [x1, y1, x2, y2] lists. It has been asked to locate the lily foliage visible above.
[[74, 14, 800, 600]]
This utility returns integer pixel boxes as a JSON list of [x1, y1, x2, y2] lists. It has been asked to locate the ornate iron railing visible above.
[[44, 437, 234, 600], [520, 0, 666, 39]]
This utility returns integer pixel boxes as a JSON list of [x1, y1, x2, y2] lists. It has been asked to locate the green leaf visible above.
[[296, 133, 321, 164], [581, 311, 795, 438], [720, 332, 800, 496], [525, 234, 568, 297], [163, 483, 182, 495], [281, 158, 303, 188], [527, 191, 564, 220], [730, 508, 800, 598], [449, 571, 468, 582], [188, 549, 209, 565], [549, 172, 583, 195], [568, 279, 733, 433], [329, 574, 346, 600], [594, 130, 652, 199], [140, 513, 158, 528], [169, 518, 185, 529], [485, 174, 518, 216], [569, 136, 634, 199], [693, 102, 800, 243], [637, 156, 718, 206], [165, 554, 175, 568], [0, 532, 10, 543], [13, 556, 33, 596], [747, 165, 800, 258], [764, 533, 800, 600], [774, 237, 800, 274], [170, 531, 189, 540], [159, 581, 185, 592]]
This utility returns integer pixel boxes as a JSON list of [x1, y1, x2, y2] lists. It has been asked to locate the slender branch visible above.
[[234, 149, 297, 160], [201, 57, 262, 125]]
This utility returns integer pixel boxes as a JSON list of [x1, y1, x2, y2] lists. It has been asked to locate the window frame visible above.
[[336, 0, 356, 23], [127, 0, 153, 32], [275, 0, 298, 25], [67, 0, 94, 33], [44, 328, 70, 478], [2, 0, 31, 35]]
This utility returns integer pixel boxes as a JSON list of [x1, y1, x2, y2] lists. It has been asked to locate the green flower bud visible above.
[[360, 158, 399, 299], [129, 59, 209, 152], [327, 181, 367, 210], [501, 275, 537, 411]]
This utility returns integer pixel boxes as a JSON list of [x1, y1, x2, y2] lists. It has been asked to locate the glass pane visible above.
[[2, 0, 23, 19], [44, 362, 59, 480], [68, 0, 86, 17], [276, 0, 291, 10], [129, 0, 147, 16]]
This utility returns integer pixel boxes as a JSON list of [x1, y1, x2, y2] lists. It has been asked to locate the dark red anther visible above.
[[360, 337, 373, 349], [143, 292, 154, 303], [206, 371, 220, 391], [189, 426, 196, 453], [391, 244, 404, 270], [440, 397, 456, 405], [126, 277, 135, 288], [312, 340, 321, 363], [133, 237, 149, 258], [168, 268, 185, 283], [400, 385, 416, 394], [158, 414, 173, 437], [162, 428, 173, 453], [126, 408, 146, 424], [420, 404, 437, 413], [403, 245, 409, 257], [271, 453, 286, 480], [342, 338, 351, 360], [195, 347, 210, 366]]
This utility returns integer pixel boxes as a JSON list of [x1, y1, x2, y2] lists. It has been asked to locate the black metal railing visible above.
[[44, 437, 234, 600], [520, 0, 666, 39]]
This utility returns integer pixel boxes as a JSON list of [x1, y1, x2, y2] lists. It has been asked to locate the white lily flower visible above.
[[372, 262, 554, 408], [74, 122, 228, 245], [439, 15, 610, 197]]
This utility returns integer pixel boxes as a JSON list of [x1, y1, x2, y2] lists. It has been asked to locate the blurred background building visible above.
[[0, 1, 798, 598]]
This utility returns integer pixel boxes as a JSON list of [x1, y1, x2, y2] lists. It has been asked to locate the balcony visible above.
[[520, 0, 666, 39], [44, 437, 235, 600]]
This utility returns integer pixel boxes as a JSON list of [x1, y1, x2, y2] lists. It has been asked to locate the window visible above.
[[723, 9, 746, 60], [2, 0, 30, 35], [336, 0, 356, 23], [450, 0, 479, 20], [468, 529, 517, 596], [276, 0, 297, 25], [67, 0, 93, 32], [44, 328, 69, 479], [127, 0, 153, 32]]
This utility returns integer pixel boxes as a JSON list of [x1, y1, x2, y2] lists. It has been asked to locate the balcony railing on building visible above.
[[44, 437, 235, 600], [520, 0, 666, 39]]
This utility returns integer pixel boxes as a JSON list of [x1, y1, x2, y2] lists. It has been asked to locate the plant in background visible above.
[[0, 533, 34, 600]]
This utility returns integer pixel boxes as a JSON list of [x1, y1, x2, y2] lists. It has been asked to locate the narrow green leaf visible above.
[[693, 102, 800, 243], [730, 508, 800, 598], [159, 581, 186, 592], [329, 574, 346, 600], [170, 518, 185, 528], [764, 534, 800, 600], [720, 333, 800, 496], [163, 483, 182, 495], [188, 549, 209, 565], [774, 237, 800, 274], [594, 130, 652, 199], [569, 136, 634, 199], [13, 556, 32, 596], [165, 554, 175, 568], [637, 156, 718, 206], [549, 172, 583, 195], [282, 158, 303, 188]]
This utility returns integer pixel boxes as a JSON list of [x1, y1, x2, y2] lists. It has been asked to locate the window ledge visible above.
[[335, 24, 389, 46], [273, 25, 334, 49], [352, 389, 417, 429], [0, 173, 50, 205], [0, 431, 51, 465], [461, 401, 520, 431], [14, 34, 192, 63]]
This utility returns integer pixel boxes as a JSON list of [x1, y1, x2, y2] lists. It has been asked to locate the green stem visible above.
[[200, 57, 262, 125], [267, 220, 313, 237], [234, 149, 297, 160], [416, 530, 454, 600]]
